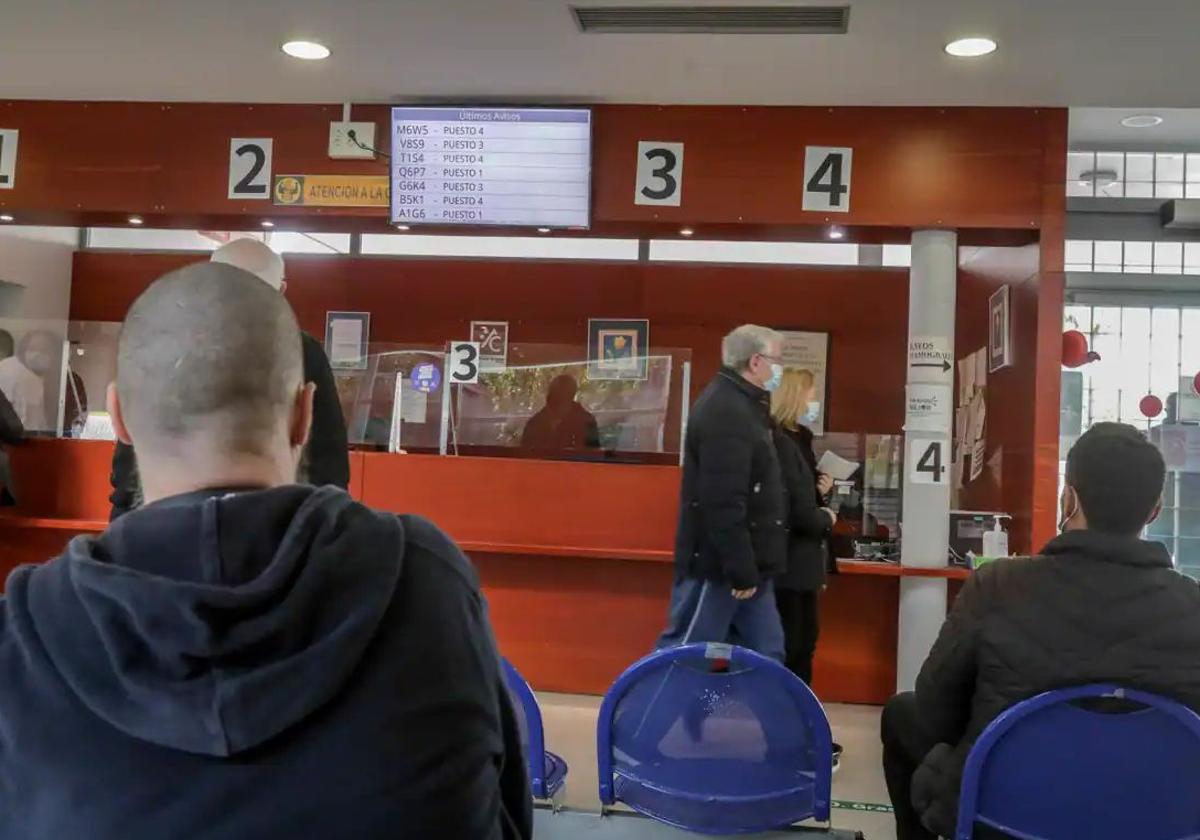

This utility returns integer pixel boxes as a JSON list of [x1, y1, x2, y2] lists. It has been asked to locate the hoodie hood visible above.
[[9, 484, 403, 757]]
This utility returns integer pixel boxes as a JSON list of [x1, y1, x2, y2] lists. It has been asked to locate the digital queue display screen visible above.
[[389, 107, 592, 229]]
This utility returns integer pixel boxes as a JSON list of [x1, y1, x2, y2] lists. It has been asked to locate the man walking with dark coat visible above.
[[882, 423, 1200, 839], [0, 263, 531, 839], [657, 324, 790, 659]]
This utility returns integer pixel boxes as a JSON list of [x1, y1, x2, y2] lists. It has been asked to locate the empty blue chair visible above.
[[501, 657, 568, 802], [597, 643, 833, 835], [956, 684, 1200, 840]]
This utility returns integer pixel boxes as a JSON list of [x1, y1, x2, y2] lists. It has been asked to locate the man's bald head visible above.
[[115, 262, 304, 457]]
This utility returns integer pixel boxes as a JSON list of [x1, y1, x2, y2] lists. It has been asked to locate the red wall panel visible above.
[[71, 252, 911, 434], [2, 101, 1064, 232]]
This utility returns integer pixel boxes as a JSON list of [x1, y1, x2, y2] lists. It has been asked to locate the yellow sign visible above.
[[272, 174, 389, 207]]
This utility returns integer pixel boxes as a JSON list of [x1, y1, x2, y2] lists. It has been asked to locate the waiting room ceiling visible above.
[[1, 0, 1198, 112]]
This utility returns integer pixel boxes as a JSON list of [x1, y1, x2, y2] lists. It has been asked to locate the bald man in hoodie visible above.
[[108, 239, 349, 519], [0, 263, 531, 839]]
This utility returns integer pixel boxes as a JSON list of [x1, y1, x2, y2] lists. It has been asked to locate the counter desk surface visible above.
[[0, 439, 964, 704]]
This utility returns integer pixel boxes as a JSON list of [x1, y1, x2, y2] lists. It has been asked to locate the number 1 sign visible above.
[[802, 146, 853, 213]]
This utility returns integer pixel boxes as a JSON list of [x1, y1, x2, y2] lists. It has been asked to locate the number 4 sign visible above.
[[802, 146, 852, 213], [908, 438, 948, 485]]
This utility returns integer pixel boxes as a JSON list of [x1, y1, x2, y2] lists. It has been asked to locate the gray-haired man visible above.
[[657, 324, 789, 659]]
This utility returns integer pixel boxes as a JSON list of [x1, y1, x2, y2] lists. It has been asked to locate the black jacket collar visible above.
[[1041, 529, 1174, 570], [716, 367, 771, 408]]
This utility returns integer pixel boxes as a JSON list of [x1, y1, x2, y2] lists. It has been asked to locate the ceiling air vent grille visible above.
[[572, 5, 850, 34]]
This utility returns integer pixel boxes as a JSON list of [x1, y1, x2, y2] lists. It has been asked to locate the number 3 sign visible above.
[[449, 342, 481, 385], [634, 141, 684, 207], [802, 146, 852, 213]]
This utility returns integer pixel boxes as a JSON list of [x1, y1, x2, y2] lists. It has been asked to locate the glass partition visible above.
[[1148, 422, 1200, 578], [813, 433, 904, 559], [333, 344, 447, 452], [338, 342, 692, 463]]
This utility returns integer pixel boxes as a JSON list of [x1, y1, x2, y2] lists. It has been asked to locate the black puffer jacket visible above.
[[674, 368, 787, 591], [910, 530, 1200, 837], [772, 426, 831, 592]]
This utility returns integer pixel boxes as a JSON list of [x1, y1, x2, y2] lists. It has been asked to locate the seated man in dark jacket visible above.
[[0, 263, 531, 840], [109, 238, 349, 519], [657, 324, 789, 659], [882, 422, 1200, 840]]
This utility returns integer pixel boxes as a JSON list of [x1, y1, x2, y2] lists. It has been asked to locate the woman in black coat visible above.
[[769, 368, 836, 686]]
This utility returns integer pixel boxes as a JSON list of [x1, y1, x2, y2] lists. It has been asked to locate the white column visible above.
[[896, 230, 957, 692]]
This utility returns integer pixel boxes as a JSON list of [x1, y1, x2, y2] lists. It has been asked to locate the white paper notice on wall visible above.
[[905, 383, 953, 433], [908, 438, 949, 485], [779, 330, 829, 435], [634, 141, 684, 206], [909, 336, 953, 384], [0, 129, 17, 190]]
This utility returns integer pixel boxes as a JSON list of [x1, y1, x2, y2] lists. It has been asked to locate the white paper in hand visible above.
[[817, 450, 860, 481]]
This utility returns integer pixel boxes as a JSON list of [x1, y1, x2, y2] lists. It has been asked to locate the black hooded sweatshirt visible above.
[[0, 485, 532, 840]]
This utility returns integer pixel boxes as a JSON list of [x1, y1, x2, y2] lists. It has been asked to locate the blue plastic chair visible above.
[[955, 684, 1200, 840], [501, 657, 568, 802], [597, 643, 833, 835]]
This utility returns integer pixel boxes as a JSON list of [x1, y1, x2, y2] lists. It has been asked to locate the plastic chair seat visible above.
[[542, 751, 568, 799], [615, 759, 819, 834]]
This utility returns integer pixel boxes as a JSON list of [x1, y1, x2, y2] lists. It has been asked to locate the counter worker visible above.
[[108, 239, 350, 519]]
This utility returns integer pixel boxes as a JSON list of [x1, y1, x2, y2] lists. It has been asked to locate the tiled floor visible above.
[[539, 693, 897, 840]]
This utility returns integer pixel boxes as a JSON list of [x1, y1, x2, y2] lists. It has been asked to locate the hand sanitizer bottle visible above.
[[981, 515, 1009, 560]]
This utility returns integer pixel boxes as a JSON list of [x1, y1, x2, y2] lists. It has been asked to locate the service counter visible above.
[[0, 439, 964, 705]]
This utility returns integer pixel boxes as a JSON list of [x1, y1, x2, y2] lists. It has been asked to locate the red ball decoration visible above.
[[1062, 330, 1101, 369], [1140, 394, 1164, 419], [1193, 372, 1200, 397]]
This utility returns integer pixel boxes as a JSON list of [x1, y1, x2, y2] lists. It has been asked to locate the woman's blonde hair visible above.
[[770, 367, 816, 430]]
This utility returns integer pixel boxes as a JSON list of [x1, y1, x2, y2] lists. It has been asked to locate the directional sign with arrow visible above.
[[908, 336, 954, 384]]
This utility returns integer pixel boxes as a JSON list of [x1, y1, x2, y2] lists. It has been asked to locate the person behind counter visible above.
[[657, 324, 788, 659], [882, 422, 1200, 840], [0, 262, 531, 840], [520, 373, 601, 451], [108, 239, 349, 519]]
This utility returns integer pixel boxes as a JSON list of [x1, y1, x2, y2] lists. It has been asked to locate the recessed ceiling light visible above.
[[945, 37, 997, 57], [1121, 114, 1163, 129], [261, 220, 275, 228], [128, 216, 143, 226], [537, 227, 552, 234], [282, 40, 331, 61], [0, 214, 12, 223], [827, 226, 845, 240], [679, 227, 694, 237], [395, 224, 411, 231]]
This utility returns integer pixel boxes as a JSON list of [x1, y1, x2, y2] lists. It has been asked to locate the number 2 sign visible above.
[[802, 146, 852, 213], [228, 138, 273, 199], [634, 141, 684, 207]]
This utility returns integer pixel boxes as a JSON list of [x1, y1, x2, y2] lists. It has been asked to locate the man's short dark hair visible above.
[[116, 262, 303, 455], [1066, 422, 1165, 536], [0, 330, 13, 359]]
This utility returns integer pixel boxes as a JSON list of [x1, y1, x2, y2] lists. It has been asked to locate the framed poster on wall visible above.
[[776, 329, 830, 435], [587, 319, 650, 381], [988, 286, 1012, 373]]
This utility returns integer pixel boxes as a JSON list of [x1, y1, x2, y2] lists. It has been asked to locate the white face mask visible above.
[[800, 401, 821, 424], [764, 363, 784, 393]]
